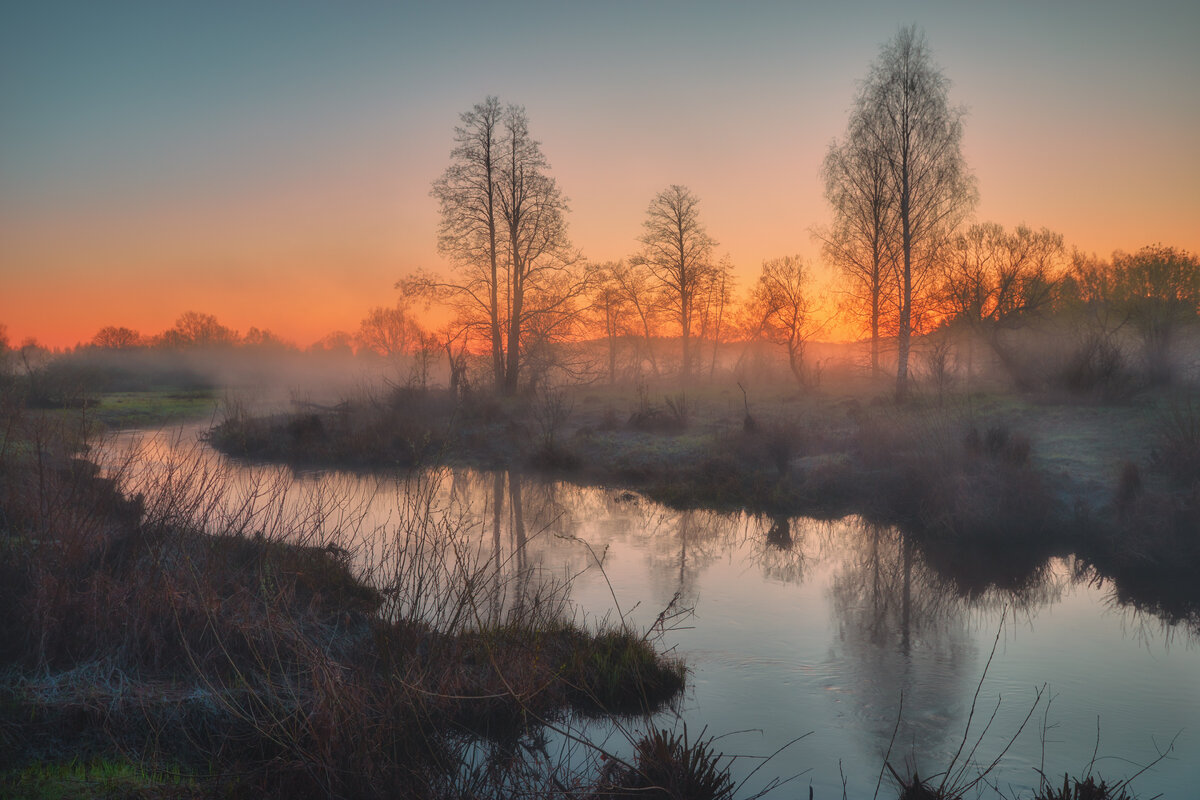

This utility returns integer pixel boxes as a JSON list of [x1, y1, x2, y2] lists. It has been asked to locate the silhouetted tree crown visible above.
[[410, 96, 582, 394], [835, 25, 977, 398], [633, 185, 718, 384]]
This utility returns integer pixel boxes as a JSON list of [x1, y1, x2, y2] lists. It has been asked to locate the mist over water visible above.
[[112, 425, 1200, 797]]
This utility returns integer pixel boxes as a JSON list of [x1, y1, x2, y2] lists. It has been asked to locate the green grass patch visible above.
[[560, 626, 687, 714], [453, 621, 687, 719], [0, 758, 201, 800], [92, 390, 219, 430]]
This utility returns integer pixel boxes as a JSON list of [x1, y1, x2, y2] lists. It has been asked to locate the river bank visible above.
[[208, 381, 1200, 625], [0, 406, 686, 799]]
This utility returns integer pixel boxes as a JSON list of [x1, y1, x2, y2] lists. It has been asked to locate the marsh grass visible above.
[[208, 381, 1066, 551], [627, 385, 690, 433], [0, 408, 690, 798], [204, 379, 1200, 652], [1073, 392, 1200, 629], [2, 381, 1187, 798], [829, 401, 1056, 544], [210, 382, 464, 469], [89, 390, 219, 430]]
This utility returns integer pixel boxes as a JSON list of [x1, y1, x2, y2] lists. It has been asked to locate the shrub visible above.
[[1151, 395, 1200, 486], [979, 424, 1031, 466], [0, 409, 690, 798], [1061, 331, 1133, 400], [851, 408, 1052, 543]]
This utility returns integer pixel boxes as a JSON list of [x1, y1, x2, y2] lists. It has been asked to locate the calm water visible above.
[[113, 427, 1200, 797]]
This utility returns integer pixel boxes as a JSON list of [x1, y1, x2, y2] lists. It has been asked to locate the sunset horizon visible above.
[[3, 2, 1198, 348]]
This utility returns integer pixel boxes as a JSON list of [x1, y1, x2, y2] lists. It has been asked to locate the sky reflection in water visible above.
[[113, 428, 1200, 797]]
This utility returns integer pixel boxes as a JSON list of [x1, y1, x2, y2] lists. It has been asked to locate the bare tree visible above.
[[941, 223, 1063, 325], [495, 106, 582, 393], [425, 96, 504, 388], [356, 302, 423, 358], [851, 26, 977, 400], [405, 98, 581, 395], [0, 323, 10, 377], [697, 255, 736, 378], [307, 331, 355, 358], [513, 266, 593, 389], [157, 311, 238, 348], [1056, 245, 1200, 388], [1060, 249, 1115, 309], [434, 323, 472, 400], [242, 327, 294, 351], [608, 259, 665, 378], [747, 255, 824, 388], [1109, 244, 1200, 384], [819, 112, 897, 378], [91, 326, 142, 349], [940, 223, 1064, 385], [633, 185, 717, 384], [588, 262, 635, 385]]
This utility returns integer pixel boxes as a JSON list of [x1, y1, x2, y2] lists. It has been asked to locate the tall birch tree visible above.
[[846, 26, 977, 399]]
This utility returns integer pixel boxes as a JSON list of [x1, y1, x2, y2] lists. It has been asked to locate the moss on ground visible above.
[[0, 758, 201, 800]]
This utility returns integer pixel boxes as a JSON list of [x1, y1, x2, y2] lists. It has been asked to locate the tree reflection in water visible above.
[[659, 509, 740, 610], [827, 521, 973, 764], [767, 517, 792, 549], [746, 514, 808, 585]]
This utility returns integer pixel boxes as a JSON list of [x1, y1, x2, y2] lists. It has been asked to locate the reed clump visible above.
[[1032, 774, 1135, 800], [1150, 394, 1200, 487], [597, 726, 733, 800]]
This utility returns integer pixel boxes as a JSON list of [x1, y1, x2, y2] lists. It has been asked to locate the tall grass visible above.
[[0, 407, 687, 798]]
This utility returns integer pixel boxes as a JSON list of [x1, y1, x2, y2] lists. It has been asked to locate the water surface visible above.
[[114, 427, 1200, 797]]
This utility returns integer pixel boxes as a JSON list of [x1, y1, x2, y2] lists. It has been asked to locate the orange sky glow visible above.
[[2, 3, 1198, 349]]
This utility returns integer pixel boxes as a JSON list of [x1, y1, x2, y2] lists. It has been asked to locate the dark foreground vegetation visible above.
[[0, 399, 691, 798]]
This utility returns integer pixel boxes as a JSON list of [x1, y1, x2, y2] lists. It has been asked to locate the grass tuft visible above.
[[601, 725, 734, 800], [1033, 773, 1134, 800]]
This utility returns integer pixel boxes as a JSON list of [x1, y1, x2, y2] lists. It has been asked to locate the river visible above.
[[110, 425, 1200, 797]]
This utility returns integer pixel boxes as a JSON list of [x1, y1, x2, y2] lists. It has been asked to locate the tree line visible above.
[[2, 305, 432, 365], [5, 27, 1196, 397], [395, 25, 1198, 398]]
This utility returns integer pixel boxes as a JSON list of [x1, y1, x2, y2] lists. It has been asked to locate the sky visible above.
[[2, 1, 1198, 348]]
